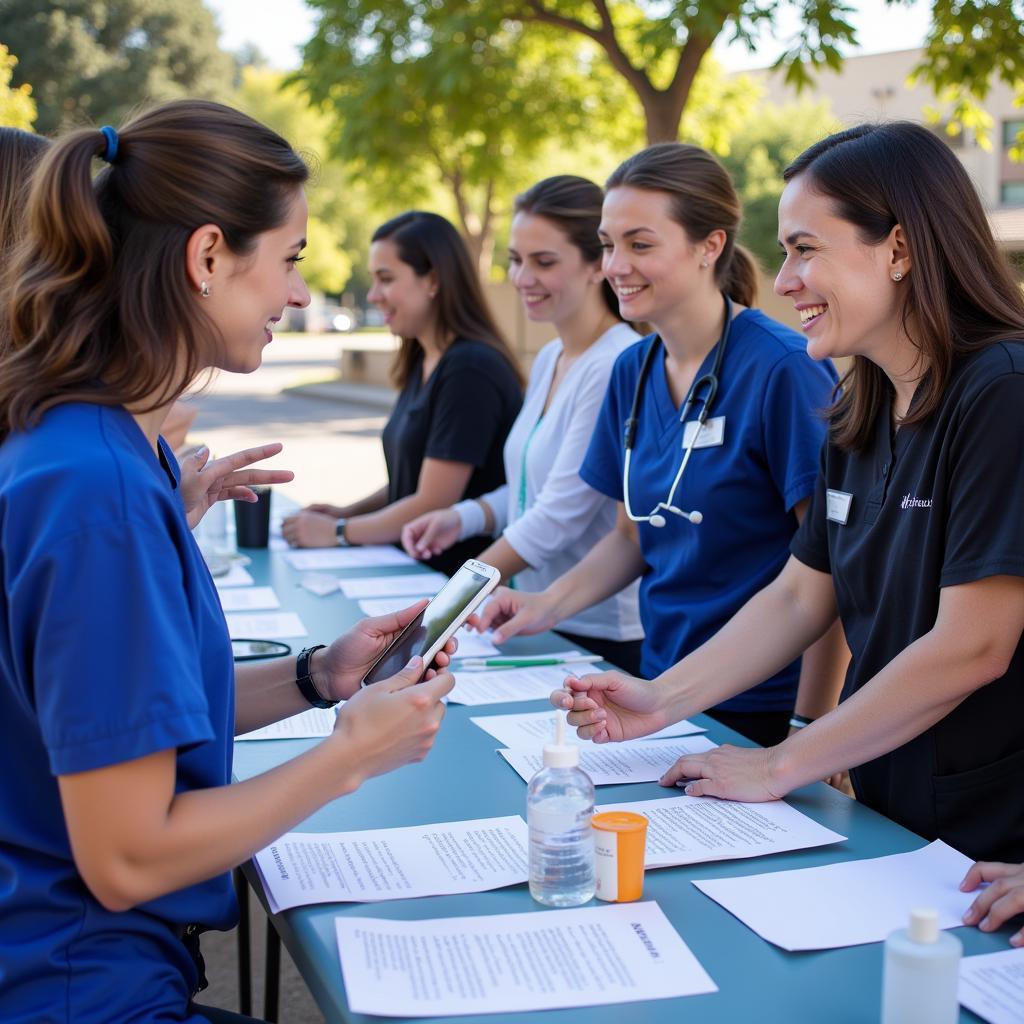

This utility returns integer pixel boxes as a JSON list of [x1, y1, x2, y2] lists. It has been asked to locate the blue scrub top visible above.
[[581, 308, 836, 712], [0, 403, 236, 1023]]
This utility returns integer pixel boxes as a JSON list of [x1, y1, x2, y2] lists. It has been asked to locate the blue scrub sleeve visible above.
[[789, 444, 831, 574], [21, 519, 215, 776], [941, 372, 1024, 586], [760, 351, 834, 511], [579, 360, 627, 501], [424, 363, 508, 467]]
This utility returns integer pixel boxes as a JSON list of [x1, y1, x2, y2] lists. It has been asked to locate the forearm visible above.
[[234, 650, 331, 735], [543, 525, 645, 623], [774, 628, 1008, 792], [345, 490, 452, 545], [339, 485, 389, 519], [477, 535, 530, 581], [794, 619, 849, 720]]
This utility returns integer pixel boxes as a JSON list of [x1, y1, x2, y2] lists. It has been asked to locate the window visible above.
[[1003, 120, 1024, 148]]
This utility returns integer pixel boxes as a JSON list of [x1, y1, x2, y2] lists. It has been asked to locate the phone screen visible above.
[[363, 564, 494, 684]]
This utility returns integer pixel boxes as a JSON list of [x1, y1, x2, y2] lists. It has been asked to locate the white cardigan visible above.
[[479, 322, 644, 642]]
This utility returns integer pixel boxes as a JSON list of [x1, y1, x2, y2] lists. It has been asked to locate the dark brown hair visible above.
[[371, 211, 523, 389], [513, 175, 621, 319], [605, 142, 758, 307], [0, 128, 49, 261], [0, 99, 308, 440], [785, 122, 1024, 451]]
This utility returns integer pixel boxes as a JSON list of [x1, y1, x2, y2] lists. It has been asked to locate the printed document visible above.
[[959, 948, 1024, 1024], [253, 816, 528, 912], [596, 794, 845, 867], [237, 706, 339, 741], [225, 611, 308, 640], [212, 563, 255, 588], [500, 736, 718, 785], [471, 710, 706, 748], [693, 839, 974, 950], [218, 586, 281, 612], [334, 901, 716, 1016], [448, 659, 594, 705], [338, 573, 447, 600], [284, 545, 417, 571]]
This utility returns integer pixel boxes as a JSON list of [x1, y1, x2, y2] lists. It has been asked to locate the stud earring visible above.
[[700, 260, 709, 269], [200, 281, 211, 298], [892, 272, 903, 282]]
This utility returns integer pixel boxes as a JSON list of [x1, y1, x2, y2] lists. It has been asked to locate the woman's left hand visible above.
[[180, 443, 294, 530], [281, 509, 338, 548], [319, 600, 458, 702], [659, 743, 786, 802]]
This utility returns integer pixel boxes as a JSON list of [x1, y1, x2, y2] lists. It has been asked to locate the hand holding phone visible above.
[[361, 559, 501, 686]]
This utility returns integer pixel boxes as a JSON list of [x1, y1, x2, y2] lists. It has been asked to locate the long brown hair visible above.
[[513, 175, 621, 320], [605, 142, 759, 307], [785, 122, 1024, 452], [0, 99, 308, 441], [371, 211, 523, 389], [0, 128, 49, 261]]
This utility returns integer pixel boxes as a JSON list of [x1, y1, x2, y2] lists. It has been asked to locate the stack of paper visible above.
[[284, 546, 417, 571], [959, 948, 1024, 1024], [692, 839, 974, 950]]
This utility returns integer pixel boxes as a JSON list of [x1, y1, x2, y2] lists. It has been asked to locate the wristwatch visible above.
[[335, 518, 351, 546], [295, 644, 337, 708]]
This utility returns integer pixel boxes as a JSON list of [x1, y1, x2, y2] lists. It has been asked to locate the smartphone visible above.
[[361, 559, 500, 686]]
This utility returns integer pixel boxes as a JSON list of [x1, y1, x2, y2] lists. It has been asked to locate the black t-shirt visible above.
[[382, 338, 522, 575], [791, 342, 1024, 861]]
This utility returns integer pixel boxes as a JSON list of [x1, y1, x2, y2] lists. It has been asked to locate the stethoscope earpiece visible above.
[[649, 514, 666, 528]]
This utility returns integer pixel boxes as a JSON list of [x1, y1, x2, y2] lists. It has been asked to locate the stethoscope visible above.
[[623, 294, 733, 528]]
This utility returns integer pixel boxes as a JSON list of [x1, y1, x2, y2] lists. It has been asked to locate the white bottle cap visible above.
[[908, 908, 940, 943], [542, 715, 579, 769]]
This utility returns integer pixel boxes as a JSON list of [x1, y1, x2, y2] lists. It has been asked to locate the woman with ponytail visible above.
[[478, 143, 843, 747], [0, 101, 455, 1023]]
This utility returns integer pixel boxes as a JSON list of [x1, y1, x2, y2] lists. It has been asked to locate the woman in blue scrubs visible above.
[[479, 143, 843, 747], [0, 101, 454, 1023], [555, 123, 1024, 866]]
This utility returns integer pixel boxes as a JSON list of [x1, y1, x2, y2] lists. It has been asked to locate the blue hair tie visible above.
[[99, 125, 119, 164]]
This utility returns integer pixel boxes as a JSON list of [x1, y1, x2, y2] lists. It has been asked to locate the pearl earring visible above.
[[200, 281, 211, 298], [892, 272, 903, 282], [700, 260, 709, 269]]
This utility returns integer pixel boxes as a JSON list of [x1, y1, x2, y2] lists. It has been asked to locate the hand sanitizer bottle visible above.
[[881, 907, 962, 1024], [527, 715, 595, 907]]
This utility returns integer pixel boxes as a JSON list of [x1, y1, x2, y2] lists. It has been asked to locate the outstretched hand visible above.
[[549, 670, 666, 743], [659, 743, 786, 802], [180, 443, 294, 530]]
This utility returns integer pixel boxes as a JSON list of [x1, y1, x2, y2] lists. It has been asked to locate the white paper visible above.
[[500, 736, 718, 785], [448, 660, 595, 705], [594, 794, 845, 867], [471, 710, 706, 749], [218, 586, 281, 612], [284, 546, 417, 571], [693, 839, 974, 951], [254, 816, 529, 912], [334, 901, 717, 1017], [338, 573, 447, 600], [299, 572, 342, 597], [959, 948, 1024, 1024], [357, 596, 416, 616], [237, 707, 339, 741], [212, 563, 255, 588], [225, 611, 308, 640]]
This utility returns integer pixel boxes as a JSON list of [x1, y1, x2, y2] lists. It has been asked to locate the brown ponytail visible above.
[[0, 100, 308, 441], [606, 142, 757, 307]]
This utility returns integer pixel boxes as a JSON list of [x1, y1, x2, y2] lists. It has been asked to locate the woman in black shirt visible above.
[[283, 212, 523, 574]]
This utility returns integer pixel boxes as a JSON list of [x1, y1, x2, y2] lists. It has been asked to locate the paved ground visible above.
[[188, 333, 394, 1023]]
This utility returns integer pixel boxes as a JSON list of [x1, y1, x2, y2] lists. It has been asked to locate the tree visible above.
[[0, 45, 37, 130], [0, 0, 235, 135]]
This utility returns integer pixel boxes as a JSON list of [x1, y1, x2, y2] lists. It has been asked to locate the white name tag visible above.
[[682, 416, 725, 450], [826, 489, 853, 525]]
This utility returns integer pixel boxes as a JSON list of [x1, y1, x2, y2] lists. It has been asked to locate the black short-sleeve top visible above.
[[382, 338, 523, 575], [791, 342, 1024, 861]]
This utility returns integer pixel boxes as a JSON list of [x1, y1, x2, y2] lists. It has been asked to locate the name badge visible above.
[[682, 416, 725, 450], [826, 489, 853, 525]]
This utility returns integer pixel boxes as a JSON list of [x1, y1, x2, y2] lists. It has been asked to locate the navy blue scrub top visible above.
[[382, 337, 522, 575], [581, 308, 837, 712], [791, 343, 1024, 862], [0, 403, 236, 1023]]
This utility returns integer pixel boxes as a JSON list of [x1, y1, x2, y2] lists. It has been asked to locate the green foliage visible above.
[[719, 98, 842, 269], [0, 45, 37, 130], [0, 0, 235, 134]]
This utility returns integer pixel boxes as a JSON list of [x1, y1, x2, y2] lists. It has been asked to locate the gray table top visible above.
[[233, 546, 1006, 1023]]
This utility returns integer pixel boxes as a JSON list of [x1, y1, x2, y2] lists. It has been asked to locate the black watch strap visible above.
[[295, 644, 336, 708]]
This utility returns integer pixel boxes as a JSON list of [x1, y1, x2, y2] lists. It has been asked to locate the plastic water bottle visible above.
[[881, 908, 962, 1024], [527, 715, 595, 907]]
